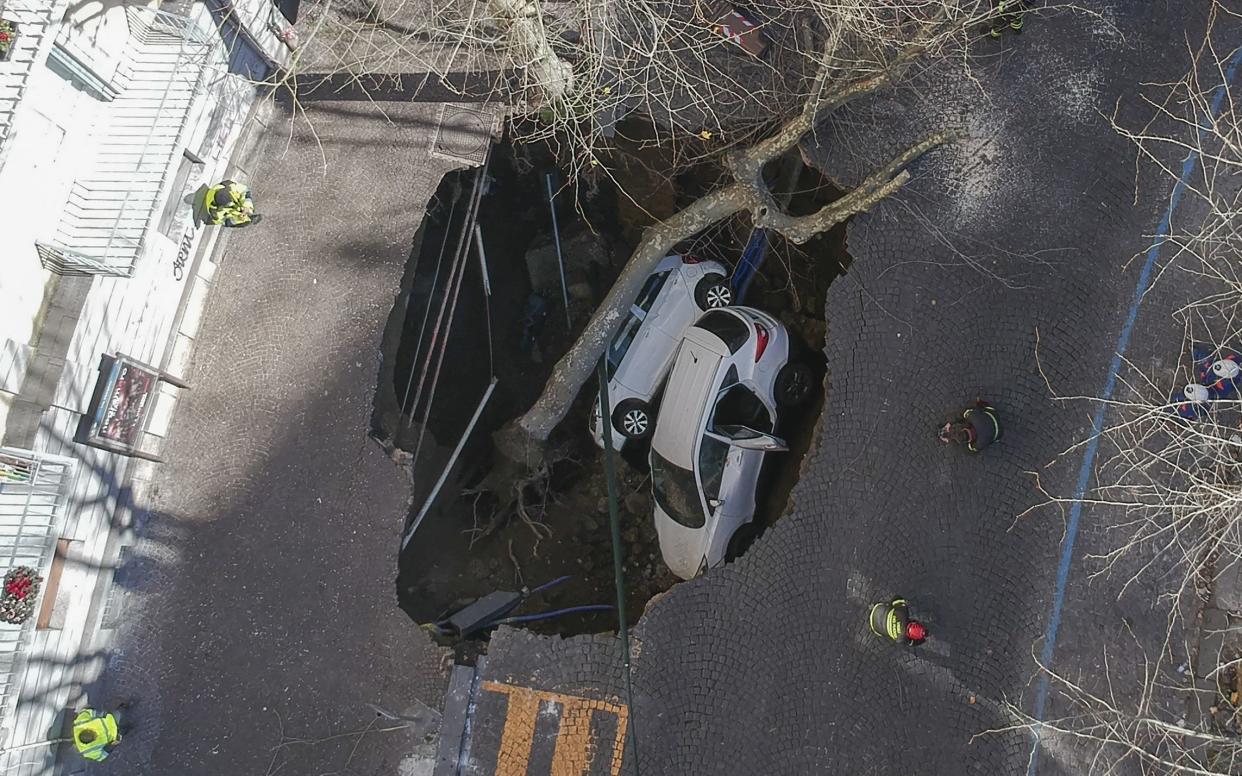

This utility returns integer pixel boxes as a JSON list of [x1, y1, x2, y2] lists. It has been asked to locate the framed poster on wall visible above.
[[78, 354, 189, 461]]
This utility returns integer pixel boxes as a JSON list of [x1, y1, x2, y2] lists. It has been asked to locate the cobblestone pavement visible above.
[[89, 100, 479, 775], [458, 5, 1238, 775]]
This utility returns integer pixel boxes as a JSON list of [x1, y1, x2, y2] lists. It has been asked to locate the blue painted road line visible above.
[[1026, 42, 1242, 776]]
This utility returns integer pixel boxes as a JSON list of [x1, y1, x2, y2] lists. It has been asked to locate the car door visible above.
[[609, 270, 663, 390], [697, 366, 759, 563], [720, 432, 768, 525], [708, 377, 777, 536], [614, 269, 676, 394], [696, 430, 738, 566]]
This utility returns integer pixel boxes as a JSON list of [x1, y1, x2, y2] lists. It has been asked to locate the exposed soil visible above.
[[377, 131, 849, 645]]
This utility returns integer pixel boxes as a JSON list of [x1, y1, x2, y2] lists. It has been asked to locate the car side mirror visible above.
[[730, 432, 787, 452]]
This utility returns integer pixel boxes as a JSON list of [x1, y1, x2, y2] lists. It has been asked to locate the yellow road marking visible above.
[[488, 683, 541, 776], [550, 701, 593, 776], [482, 681, 630, 776]]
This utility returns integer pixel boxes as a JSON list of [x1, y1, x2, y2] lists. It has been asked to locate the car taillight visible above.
[[681, 254, 703, 264], [754, 323, 769, 361]]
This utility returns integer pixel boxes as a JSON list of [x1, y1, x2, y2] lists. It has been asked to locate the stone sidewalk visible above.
[[84, 98, 496, 775], [446, 4, 1236, 775]]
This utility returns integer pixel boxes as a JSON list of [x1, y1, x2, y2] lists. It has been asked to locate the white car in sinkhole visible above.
[[590, 254, 732, 450], [648, 307, 814, 580]]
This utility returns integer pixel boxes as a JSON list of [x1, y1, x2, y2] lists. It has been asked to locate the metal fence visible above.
[[39, 6, 216, 277], [0, 449, 75, 725]]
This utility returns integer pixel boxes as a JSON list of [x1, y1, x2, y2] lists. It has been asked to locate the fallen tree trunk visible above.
[[485, 8, 968, 478], [494, 128, 952, 465]]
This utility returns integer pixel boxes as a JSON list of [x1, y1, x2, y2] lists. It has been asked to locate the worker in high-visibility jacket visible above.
[[204, 179, 261, 227], [869, 597, 928, 646], [72, 707, 122, 761], [938, 399, 1002, 453], [989, 0, 1025, 37]]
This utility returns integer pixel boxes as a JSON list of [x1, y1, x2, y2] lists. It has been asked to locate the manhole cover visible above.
[[433, 105, 495, 165]]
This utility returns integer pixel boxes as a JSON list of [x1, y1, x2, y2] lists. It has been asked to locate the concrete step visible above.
[[433, 658, 486, 776]]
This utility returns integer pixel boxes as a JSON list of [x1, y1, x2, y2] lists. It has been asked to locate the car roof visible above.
[[651, 329, 730, 465]]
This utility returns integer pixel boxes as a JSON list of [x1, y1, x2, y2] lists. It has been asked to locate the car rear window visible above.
[[651, 450, 705, 528], [696, 310, 749, 353]]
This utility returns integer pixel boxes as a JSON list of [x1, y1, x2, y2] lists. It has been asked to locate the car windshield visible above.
[[651, 449, 705, 528]]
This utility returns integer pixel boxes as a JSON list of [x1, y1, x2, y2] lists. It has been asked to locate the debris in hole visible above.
[[422, 576, 613, 645]]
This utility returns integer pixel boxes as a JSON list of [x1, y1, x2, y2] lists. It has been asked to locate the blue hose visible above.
[[530, 574, 573, 595], [498, 604, 614, 624], [731, 229, 769, 303]]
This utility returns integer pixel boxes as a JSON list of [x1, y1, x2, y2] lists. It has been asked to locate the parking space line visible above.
[[481, 681, 630, 776]]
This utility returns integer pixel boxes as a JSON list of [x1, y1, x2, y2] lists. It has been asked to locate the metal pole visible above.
[[401, 377, 498, 551], [399, 197, 456, 417], [545, 174, 572, 327], [473, 223, 491, 296], [405, 156, 488, 430], [596, 356, 640, 774], [0, 737, 71, 755], [410, 166, 487, 472], [476, 223, 496, 374]]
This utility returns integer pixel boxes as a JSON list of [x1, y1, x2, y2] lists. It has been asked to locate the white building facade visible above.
[[0, 0, 290, 770]]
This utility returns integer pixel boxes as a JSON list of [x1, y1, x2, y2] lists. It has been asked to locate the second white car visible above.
[[648, 306, 814, 579]]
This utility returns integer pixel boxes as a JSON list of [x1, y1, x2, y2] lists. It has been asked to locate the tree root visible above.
[[463, 426, 573, 557]]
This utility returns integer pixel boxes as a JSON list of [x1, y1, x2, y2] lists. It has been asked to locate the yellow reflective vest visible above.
[[205, 181, 255, 226], [73, 708, 120, 761]]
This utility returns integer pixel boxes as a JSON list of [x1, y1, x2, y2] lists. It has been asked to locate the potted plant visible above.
[[0, 19, 18, 63], [0, 566, 42, 625]]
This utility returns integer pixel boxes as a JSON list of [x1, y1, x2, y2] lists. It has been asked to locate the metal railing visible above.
[[42, 6, 216, 277], [0, 449, 76, 723]]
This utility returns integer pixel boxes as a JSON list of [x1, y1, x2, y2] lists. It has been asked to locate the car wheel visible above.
[[612, 399, 652, 440], [774, 363, 814, 407], [694, 274, 732, 309], [726, 521, 761, 561]]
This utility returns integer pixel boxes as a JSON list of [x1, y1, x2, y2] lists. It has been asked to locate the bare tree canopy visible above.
[[285, 0, 993, 474], [1011, 4, 1242, 772]]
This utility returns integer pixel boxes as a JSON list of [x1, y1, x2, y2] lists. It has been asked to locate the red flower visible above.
[[0, 33, 10, 43]]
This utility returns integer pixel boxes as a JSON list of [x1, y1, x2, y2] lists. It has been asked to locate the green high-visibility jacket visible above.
[[73, 708, 120, 762]]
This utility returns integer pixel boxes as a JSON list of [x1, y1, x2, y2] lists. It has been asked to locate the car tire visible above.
[[726, 521, 761, 562], [774, 363, 814, 407], [694, 274, 732, 310], [612, 399, 652, 440]]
